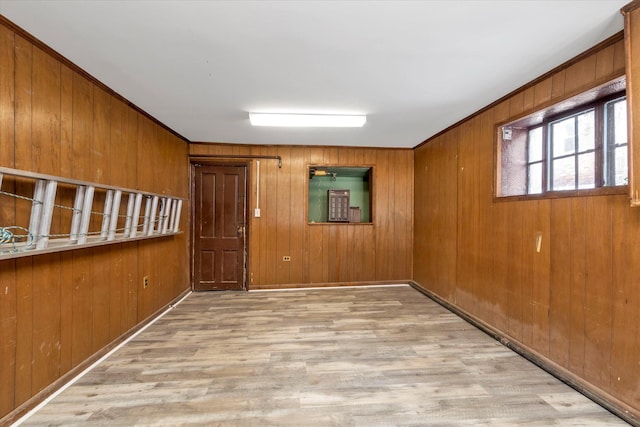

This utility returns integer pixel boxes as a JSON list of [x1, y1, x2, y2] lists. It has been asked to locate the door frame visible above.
[[190, 160, 251, 291]]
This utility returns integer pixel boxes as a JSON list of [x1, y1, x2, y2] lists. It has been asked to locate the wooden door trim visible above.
[[190, 160, 250, 290]]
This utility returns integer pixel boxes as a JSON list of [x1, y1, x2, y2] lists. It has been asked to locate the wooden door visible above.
[[193, 164, 247, 291]]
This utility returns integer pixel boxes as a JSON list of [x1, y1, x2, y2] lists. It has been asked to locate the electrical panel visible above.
[[328, 189, 350, 222]]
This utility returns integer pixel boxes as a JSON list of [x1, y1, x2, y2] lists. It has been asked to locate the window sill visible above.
[[308, 222, 374, 226], [494, 185, 628, 203]]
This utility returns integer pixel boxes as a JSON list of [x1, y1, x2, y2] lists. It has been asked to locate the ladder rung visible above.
[[130, 193, 143, 238], [159, 197, 170, 234], [29, 180, 46, 246], [69, 186, 86, 242], [172, 200, 183, 233], [147, 196, 159, 236], [35, 180, 57, 250], [156, 198, 165, 234], [107, 190, 122, 241], [77, 186, 95, 245], [123, 193, 135, 236], [166, 199, 177, 234], [100, 190, 114, 240], [142, 196, 152, 235]]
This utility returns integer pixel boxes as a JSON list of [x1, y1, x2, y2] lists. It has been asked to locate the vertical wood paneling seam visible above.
[[14, 37, 34, 390], [455, 135, 460, 299], [548, 202, 553, 356], [303, 150, 309, 283], [568, 201, 577, 371], [594, 46, 604, 81], [1, 265, 17, 413], [27, 37, 32, 170], [371, 155, 377, 281], [579, 203, 586, 374], [69, 75, 77, 367], [545, 198, 551, 356], [28, 39, 36, 401], [274, 154, 279, 285], [89, 84, 95, 352], [10, 30, 18, 409], [287, 155, 292, 284], [28, 265, 34, 404], [607, 201, 615, 390], [11, 31, 16, 167], [519, 204, 525, 340], [56, 58, 64, 382]]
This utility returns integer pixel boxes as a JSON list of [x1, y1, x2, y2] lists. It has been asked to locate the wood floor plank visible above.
[[20, 286, 628, 426]]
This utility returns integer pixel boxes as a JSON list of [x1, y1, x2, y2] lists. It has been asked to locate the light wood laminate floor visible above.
[[20, 285, 628, 426]]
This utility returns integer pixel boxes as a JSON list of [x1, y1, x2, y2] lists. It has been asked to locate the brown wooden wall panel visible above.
[[108, 245, 124, 340], [413, 130, 457, 302], [31, 254, 61, 394], [92, 247, 111, 353], [414, 34, 639, 418], [531, 199, 551, 356], [70, 250, 92, 367], [503, 102, 526, 340], [360, 149, 379, 282], [550, 201, 571, 367], [506, 201, 525, 341], [289, 148, 306, 284], [0, 20, 189, 421], [189, 144, 414, 289], [610, 194, 640, 409], [596, 42, 616, 78], [475, 111, 498, 327], [58, 252, 73, 377], [0, 24, 17, 418], [567, 198, 586, 376], [456, 120, 476, 311], [518, 199, 535, 348], [393, 149, 413, 279], [564, 54, 597, 94], [263, 147, 280, 285], [0, 264, 17, 416], [583, 196, 614, 390], [276, 146, 292, 284], [551, 69, 566, 100], [534, 77, 553, 106], [14, 258, 34, 407], [32, 46, 61, 177], [71, 72, 93, 181], [374, 150, 390, 280]]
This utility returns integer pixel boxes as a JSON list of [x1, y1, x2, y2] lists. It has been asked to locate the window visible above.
[[308, 166, 372, 223], [497, 79, 627, 198], [606, 97, 629, 186]]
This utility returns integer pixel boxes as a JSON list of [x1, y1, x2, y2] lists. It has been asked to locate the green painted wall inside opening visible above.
[[308, 168, 371, 223]]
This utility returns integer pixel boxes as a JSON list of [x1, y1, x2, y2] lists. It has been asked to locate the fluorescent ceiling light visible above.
[[249, 113, 366, 128]]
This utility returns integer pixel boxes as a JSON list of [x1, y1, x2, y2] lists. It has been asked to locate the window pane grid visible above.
[[551, 148, 597, 161], [517, 94, 626, 196], [525, 126, 544, 194], [605, 97, 628, 186], [548, 108, 597, 191], [527, 161, 543, 194]]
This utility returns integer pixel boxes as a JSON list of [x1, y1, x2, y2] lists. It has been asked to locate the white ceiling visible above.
[[0, 0, 629, 148]]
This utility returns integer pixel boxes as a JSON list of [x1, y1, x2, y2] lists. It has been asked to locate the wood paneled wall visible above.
[[0, 21, 190, 421], [414, 34, 640, 418], [190, 144, 413, 289]]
